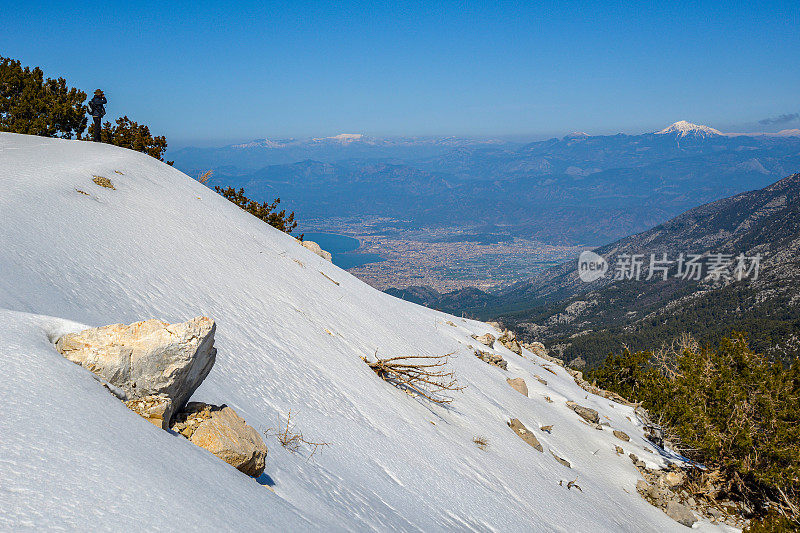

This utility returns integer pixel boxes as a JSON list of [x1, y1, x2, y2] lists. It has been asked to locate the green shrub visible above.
[[0, 56, 87, 138], [744, 513, 799, 532], [214, 186, 300, 237], [588, 334, 800, 516], [96, 116, 171, 164]]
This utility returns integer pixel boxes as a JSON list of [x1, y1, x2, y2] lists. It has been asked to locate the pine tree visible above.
[[214, 186, 300, 236], [96, 116, 172, 164], [0, 56, 87, 138]]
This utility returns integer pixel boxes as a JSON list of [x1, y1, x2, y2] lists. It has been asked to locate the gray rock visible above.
[[629, 453, 646, 469], [507, 418, 543, 452], [172, 402, 268, 477], [566, 401, 600, 424], [665, 500, 697, 527], [56, 317, 216, 423], [506, 377, 528, 396]]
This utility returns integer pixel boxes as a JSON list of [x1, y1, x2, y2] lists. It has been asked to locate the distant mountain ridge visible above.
[[171, 122, 800, 247], [490, 173, 800, 366]]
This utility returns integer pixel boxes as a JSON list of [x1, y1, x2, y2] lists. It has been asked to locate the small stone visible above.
[[125, 395, 173, 429], [566, 401, 600, 424], [664, 471, 685, 488], [665, 501, 697, 527], [613, 430, 630, 442], [508, 418, 543, 452], [629, 453, 645, 469], [506, 377, 528, 396], [473, 333, 495, 347], [550, 450, 571, 468], [615, 445, 624, 455]]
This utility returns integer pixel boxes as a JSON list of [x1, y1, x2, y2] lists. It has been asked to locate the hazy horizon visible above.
[[3, 1, 798, 146]]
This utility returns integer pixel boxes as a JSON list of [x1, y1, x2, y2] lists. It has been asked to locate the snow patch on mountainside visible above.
[[656, 120, 723, 137], [0, 133, 732, 532]]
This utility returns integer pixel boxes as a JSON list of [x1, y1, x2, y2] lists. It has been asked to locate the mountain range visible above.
[[424, 172, 800, 366], [172, 122, 800, 245]]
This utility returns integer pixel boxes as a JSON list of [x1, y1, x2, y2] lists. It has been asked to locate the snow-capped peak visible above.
[[564, 131, 589, 139], [656, 120, 723, 137], [325, 133, 364, 143]]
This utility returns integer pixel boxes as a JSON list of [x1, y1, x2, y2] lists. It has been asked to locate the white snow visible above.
[[0, 133, 734, 532], [656, 120, 723, 137]]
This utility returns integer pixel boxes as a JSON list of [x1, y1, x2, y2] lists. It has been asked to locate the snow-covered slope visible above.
[[0, 133, 729, 532], [656, 120, 723, 138]]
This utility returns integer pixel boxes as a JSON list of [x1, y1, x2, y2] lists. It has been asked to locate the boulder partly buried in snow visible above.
[[171, 402, 268, 477], [664, 500, 697, 528], [566, 401, 600, 425], [55, 317, 216, 423], [506, 377, 528, 397], [301, 240, 333, 262], [508, 418, 543, 452]]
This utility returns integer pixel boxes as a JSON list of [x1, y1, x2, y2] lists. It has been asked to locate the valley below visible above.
[[302, 218, 582, 292]]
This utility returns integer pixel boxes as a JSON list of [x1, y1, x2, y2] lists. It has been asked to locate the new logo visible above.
[[578, 251, 608, 282]]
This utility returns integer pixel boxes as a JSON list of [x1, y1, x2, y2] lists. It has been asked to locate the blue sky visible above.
[[2, 1, 798, 145]]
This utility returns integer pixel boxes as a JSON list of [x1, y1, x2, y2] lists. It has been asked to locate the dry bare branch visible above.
[[363, 352, 465, 404], [473, 436, 489, 450], [265, 410, 330, 460]]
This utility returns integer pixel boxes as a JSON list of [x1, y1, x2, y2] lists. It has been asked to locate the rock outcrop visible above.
[[472, 333, 495, 347], [56, 317, 217, 424], [301, 240, 333, 262], [497, 331, 522, 355], [475, 349, 507, 370], [566, 367, 636, 406], [172, 402, 268, 477]]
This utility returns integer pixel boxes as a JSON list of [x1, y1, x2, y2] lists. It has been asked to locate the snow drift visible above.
[[0, 133, 729, 531]]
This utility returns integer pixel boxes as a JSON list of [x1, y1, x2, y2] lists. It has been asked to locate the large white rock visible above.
[[55, 317, 216, 422], [301, 240, 333, 262]]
